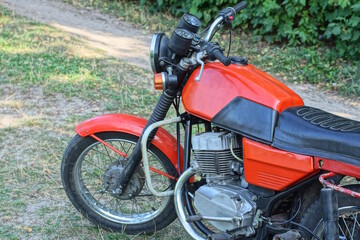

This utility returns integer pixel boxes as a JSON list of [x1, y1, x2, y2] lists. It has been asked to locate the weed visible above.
[[64, 0, 360, 97]]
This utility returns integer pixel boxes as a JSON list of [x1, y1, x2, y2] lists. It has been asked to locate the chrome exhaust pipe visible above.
[[174, 163, 206, 240]]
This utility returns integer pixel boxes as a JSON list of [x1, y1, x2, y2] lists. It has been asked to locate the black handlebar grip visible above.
[[213, 50, 231, 66], [233, 1, 247, 13]]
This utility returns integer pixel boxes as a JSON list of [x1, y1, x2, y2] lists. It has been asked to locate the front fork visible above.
[[113, 89, 177, 195]]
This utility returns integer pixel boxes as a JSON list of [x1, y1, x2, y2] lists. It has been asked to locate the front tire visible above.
[[299, 185, 360, 240], [61, 132, 178, 235]]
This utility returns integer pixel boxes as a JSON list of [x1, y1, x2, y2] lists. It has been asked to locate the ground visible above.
[[0, 0, 359, 239]]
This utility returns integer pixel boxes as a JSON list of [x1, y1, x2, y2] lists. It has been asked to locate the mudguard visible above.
[[76, 114, 184, 172]]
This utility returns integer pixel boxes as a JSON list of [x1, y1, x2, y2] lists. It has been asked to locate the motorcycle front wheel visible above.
[[61, 132, 178, 234]]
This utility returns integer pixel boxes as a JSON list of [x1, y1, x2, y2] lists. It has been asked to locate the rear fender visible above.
[[76, 114, 184, 172]]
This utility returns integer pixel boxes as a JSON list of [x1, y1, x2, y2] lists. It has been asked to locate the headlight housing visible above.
[[149, 33, 171, 73]]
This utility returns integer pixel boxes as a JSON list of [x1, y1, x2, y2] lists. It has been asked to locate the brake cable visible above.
[[227, 23, 232, 58]]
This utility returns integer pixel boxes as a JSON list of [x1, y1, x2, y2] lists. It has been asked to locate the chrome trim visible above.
[[174, 164, 206, 240], [141, 117, 182, 197], [204, 16, 224, 42], [161, 72, 167, 90], [195, 52, 205, 81], [149, 34, 158, 73]]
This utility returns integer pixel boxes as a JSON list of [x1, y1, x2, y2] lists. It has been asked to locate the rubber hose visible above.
[[115, 88, 177, 192]]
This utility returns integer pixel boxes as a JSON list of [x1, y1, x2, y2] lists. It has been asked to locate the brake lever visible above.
[[195, 52, 205, 82]]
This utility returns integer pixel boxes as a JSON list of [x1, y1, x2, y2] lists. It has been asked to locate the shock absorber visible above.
[[113, 88, 177, 195]]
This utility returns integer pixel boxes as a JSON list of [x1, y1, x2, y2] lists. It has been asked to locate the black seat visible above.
[[273, 106, 360, 166]]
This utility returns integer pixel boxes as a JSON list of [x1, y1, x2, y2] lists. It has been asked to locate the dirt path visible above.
[[0, 0, 151, 68], [1, 0, 359, 119]]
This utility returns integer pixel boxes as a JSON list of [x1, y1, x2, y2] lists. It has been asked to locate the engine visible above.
[[192, 131, 258, 237], [192, 132, 243, 178]]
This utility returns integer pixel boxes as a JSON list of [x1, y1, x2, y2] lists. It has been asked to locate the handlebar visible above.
[[213, 49, 231, 66], [204, 1, 247, 42], [195, 1, 247, 80], [233, 1, 247, 13], [204, 17, 223, 42], [205, 42, 231, 66]]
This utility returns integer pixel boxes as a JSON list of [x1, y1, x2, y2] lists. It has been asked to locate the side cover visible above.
[[75, 114, 184, 172], [243, 138, 317, 191]]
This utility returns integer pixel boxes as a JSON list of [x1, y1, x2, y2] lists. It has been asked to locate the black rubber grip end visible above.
[[234, 1, 247, 13]]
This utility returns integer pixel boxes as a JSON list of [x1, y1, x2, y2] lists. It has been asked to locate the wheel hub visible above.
[[103, 160, 145, 200]]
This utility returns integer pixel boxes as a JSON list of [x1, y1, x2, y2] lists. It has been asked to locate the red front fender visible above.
[[76, 114, 184, 172]]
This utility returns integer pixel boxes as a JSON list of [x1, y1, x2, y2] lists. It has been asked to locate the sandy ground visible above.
[[1, 0, 359, 120]]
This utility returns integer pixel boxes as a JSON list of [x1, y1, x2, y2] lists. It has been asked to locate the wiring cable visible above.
[[261, 198, 321, 240]]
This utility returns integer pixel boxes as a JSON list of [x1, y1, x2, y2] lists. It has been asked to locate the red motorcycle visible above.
[[61, 2, 360, 239]]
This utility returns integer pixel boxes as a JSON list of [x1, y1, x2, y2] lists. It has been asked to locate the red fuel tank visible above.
[[182, 62, 304, 121]]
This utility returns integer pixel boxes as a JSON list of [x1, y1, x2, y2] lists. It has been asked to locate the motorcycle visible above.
[[61, 2, 360, 239]]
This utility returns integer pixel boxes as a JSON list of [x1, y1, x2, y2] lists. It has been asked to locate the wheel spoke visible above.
[[125, 143, 133, 154], [96, 191, 106, 202], [115, 198, 120, 213], [119, 141, 127, 153], [83, 159, 107, 172], [339, 223, 347, 240], [89, 148, 112, 159], [102, 143, 115, 161], [131, 198, 140, 216], [354, 213, 360, 228], [103, 197, 116, 208], [351, 213, 357, 239], [342, 216, 353, 239], [73, 136, 172, 225]]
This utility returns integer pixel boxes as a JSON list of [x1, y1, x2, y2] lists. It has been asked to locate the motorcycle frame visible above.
[[76, 109, 360, 239]]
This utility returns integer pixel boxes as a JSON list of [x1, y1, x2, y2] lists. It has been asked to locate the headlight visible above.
[[149, 33, 168, 73]]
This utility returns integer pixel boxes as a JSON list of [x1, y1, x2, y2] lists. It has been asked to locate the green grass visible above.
[[0, 7, 188, 240], [64, 0, 360, 97], [0, 7, 159, 116]]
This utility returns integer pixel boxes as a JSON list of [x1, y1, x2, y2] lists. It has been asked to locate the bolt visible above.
[[251, 195, 257, 201], [319, 160, 324, 168], [113, 187, 122, 195], [231, 217, 241, 226], [252, 222, 258, 228]]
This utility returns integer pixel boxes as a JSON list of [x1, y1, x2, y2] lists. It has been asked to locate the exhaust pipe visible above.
[[174, 163, 206, 240]]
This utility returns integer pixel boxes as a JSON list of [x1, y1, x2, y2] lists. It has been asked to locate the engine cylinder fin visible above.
[[192, 132, 243, 176]]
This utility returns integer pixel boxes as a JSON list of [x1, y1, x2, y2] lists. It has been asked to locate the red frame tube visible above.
[[319, 172, 360, 199], [314, 157, 360, 179]]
